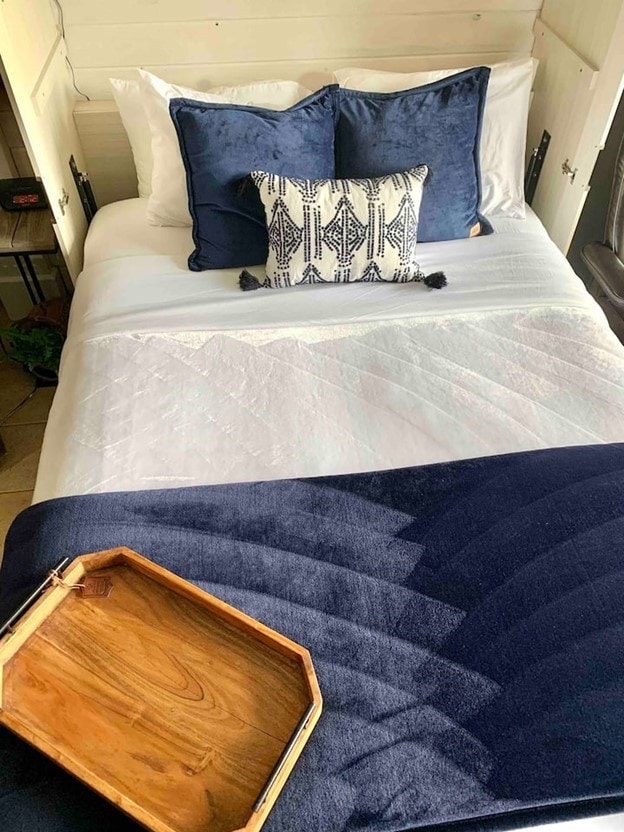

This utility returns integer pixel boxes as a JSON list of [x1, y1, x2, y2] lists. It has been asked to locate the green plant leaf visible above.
[[0, 325, 64, 373]]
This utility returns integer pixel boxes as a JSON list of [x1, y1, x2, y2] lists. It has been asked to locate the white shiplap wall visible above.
[[540, 0, 624, 68], [528, 0, 624, 250], [61, 0, 542, 99]]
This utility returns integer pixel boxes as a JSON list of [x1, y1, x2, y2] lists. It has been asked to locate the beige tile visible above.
[[0, 423, 45, 492], [0, 360, 55, 424], [0, 359, 34, 414], [0, 490, 32, 561]]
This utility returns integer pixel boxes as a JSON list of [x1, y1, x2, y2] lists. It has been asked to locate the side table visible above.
[[0, 207, 58, 305]]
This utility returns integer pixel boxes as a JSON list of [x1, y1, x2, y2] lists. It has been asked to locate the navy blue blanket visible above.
[[2, 444, 624, 832]]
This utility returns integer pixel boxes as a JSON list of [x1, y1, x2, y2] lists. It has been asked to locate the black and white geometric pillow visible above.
[[240, 166, 446, 291]]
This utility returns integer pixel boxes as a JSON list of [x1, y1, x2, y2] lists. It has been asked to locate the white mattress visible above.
[[33, 203, 624, 832], [34, 198, 624, 505]]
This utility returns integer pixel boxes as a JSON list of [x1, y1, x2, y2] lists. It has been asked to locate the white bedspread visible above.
[[34, 199, 624, 502]]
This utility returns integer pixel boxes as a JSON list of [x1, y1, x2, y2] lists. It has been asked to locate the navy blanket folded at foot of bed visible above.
[[2, 444, 624, 832]]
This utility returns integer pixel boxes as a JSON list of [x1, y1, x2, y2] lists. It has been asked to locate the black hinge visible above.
[[69, 155, 97, 223], [525, 130, 551, 206]]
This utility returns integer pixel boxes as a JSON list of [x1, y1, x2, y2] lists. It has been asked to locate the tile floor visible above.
[[0, 308, 55, 561]]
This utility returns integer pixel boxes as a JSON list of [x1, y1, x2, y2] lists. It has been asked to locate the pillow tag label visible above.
[[469, 222, 481, 238]]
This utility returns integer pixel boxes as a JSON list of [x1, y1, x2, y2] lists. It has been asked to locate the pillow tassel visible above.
[[423, 271, 447, 289], [239, 269, 263, 291], [235, 174, 254, 197]]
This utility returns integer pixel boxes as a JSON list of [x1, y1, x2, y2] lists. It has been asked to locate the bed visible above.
[[1, 187, 622, 832], [32, 197, 624, 502], [7, 61, 624, 832]]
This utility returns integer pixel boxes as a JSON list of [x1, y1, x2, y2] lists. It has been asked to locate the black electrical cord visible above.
[[0, 377, 37, 427], [0, 330, 38, 425], [51, 0, 91, 102]]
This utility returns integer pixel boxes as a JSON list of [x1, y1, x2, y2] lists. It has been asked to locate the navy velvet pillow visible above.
[[170, 86, 338, 271], [336, 67, 492, 243]]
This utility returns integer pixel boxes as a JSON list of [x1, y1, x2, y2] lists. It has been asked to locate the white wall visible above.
[[60, 0, 542, 98], [541, 0, 623, 69], [527, 0, 624, 251]]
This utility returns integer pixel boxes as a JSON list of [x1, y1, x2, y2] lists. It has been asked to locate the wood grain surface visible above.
[[0, 549, 321, 832], [0, 208, 17, 251], [12, 208, 56, 252]]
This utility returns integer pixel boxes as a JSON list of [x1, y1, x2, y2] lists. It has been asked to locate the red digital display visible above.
[[12, 193, 40, 205]]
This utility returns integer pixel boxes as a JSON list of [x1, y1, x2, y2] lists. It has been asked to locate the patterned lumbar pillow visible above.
[[240, 166, 446, 291]]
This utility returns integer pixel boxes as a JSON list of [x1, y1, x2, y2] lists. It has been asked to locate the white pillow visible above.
[[333, 58, 537, 219], [138, 70, 313, 227], [110, 78, 153, 198]]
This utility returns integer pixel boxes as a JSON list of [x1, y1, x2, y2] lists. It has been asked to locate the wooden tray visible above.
[[0, 548, 322, 832]]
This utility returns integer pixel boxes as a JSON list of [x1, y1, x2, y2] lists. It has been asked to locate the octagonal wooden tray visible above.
[[0, 547, 322, 832]]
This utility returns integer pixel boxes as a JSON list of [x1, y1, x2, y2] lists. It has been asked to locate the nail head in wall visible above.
[[473, 13, 482, 21]]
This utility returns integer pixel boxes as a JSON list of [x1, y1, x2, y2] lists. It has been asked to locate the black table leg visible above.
[[22, 255, 45, 303], [14, 255, 37, 305]]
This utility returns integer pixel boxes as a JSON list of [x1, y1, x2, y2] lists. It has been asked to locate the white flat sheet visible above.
[[84, 198, 193, 264], [34, 203, 624, 831], [35, 198, 624, 505]]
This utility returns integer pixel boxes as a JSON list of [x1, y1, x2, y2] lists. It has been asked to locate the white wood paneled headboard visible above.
[[65, 0, 543, 206]]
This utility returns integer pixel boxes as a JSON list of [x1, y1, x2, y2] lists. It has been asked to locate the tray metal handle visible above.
[[252, 700, 318, 813], [0, 557, 71, 639]]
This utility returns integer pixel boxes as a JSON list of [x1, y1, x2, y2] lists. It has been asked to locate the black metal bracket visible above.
[[525, 130, 551, 206], [69, 155, 97, 224]]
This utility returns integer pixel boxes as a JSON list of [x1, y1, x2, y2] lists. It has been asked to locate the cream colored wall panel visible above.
[[0, 2, 88, 281], [528, 21, 597, 251], [62, 0, 542, 25], [540, 0, 623, 68], [81, 51, 527, 100], [27, 44, 88, 278], [73, 103, 138, 207], [65, 12, 536, 69], [528, 7, 624, 252], [0, 0, 60, 94]]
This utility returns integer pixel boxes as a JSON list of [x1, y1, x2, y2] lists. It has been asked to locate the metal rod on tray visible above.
[[252, 701, 317, 813], [0, 557, 70, 638]]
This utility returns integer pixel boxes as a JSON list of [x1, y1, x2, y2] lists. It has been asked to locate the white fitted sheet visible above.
[[35, 198, 624, 508], [33, 201, 624, 832]]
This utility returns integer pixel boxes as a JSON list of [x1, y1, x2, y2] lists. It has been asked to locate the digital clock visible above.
[[13, 193, 41, 206], [0, 177, 48, 212]]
